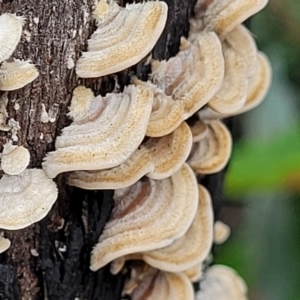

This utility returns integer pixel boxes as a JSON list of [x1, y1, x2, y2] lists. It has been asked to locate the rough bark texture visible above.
[[0, 0, 226, 299]]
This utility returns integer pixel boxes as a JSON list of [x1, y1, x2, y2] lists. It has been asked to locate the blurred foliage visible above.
[[217, 1, 300, 300]]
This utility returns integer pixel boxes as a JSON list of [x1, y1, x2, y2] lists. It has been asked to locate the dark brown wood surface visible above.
[[0, 1, 227, 299]]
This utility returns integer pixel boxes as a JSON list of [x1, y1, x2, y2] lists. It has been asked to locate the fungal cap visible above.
[[188, 120, 232, 174], [0, 169, 58, 230], [43, 84, 153, 178], [0, 13, 25, 63], [1, 141, 30, 175], [0, 236, 11, 254], [76, 1, 168, 77], [67, 86, 95, 122], [0, 60, 39, 91], [90, 164, 199, 271], [184, 263, 203, 282], [214, 220, 231, 245], [189, 119, 208, 142], [143, 185, 213, 272], [196, 265, 248, 300]]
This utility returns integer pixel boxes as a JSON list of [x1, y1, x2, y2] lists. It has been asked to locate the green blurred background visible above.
[[214, 1, 300, 299]]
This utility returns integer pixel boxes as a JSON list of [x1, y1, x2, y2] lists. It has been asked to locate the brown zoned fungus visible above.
[[196, 265, 248, 300], [42, 84, 153, 178], [110, 184, 213, 274], [76, 0, 168, 77], [0, 169, 58, 230], [1, 141, 30, 175], [68, 121, 192, 189], [90, 164, 198, 271], [0, 235, 11, 254]]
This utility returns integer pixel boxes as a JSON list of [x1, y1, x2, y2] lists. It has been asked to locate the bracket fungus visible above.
[[0, 60, 39, 91], [193, 0, 269, 40], [43, 84, 153, 178], [68, 121, 192, 189], [0, 13, 24, 63], [76, 0, 168, 78], [196, 265, 248, 300], [214, 220, 231, 245], [1, 141, 30, 175], [112, 185, 213, 273], [188, 120, 232, 174], [90, 164, 198, 271], [0, 169, 58, 230], [0, 236, 11, 254]]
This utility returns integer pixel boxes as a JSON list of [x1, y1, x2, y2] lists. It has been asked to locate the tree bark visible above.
[[0, 0, 226, 299]]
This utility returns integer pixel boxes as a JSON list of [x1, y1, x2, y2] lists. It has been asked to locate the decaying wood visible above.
[[0, 0, 227, 299]]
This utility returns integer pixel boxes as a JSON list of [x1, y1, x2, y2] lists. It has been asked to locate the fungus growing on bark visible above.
[[196, 265, 248, 300], [0, 169, 58, 230], [193, 0, 269, 40], [184, 263, 203, 282], [42, 84, 153, 178], [0, 60, 39, 91], [68, 121, 192, 189], [0, 13, 24, 63], [207, 44, 248, 114], [188, 120, 232, 174], [214, 220, 231, 245], [1, 141, 30, 175], [0, 235, 11, 254], [199, 52, 272, 120], [0, 93, 10, 131], [76, 0, 168, 78], [90, 164, 198, 271]]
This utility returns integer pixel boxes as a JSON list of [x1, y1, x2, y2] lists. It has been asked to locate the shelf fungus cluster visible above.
[[40, 0, 271, 298]]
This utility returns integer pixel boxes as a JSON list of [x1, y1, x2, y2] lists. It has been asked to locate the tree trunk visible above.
[[0, 0, 225, 299]]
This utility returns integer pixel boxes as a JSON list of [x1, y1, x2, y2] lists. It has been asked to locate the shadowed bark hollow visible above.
[[0, 0, 226, 299]]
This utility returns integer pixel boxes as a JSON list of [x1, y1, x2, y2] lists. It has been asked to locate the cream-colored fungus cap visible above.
[[42, 84, 153, 178], [207, 44, 248, 114], [0, 235, 11, 254], [142, 185, 213, 272], [1, 141, 30, 175], [0, 169, 58, 230], [76, 1, 168, 77], [194, 0, 269, 40], [196, 265, 248, 300], [184, 263, 203, 282], [188, 120, 232, 174], [0, 60, 39, 91], [214, 220, 231, 245], [225, 24, 258, 78], [68, 121, 192, 189], [198, 52, 272, 120], [128, 266, 194, 300], [189, 119, 209, 142], [148, 32, 224, 136], [0, 13, 24, 63], [90, 164, 198, 271]]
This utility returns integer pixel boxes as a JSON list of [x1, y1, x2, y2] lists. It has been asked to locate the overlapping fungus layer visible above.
[[39, 0, 272, 299]]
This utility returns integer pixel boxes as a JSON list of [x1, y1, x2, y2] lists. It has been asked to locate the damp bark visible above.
[[0, 0, 226, 299]]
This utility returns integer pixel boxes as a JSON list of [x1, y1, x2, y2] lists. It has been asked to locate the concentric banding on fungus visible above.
[[90, 164, 198, 271]]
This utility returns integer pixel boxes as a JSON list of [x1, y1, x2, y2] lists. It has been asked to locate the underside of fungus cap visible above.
[[1, 141, 30, 175], [90, 163, 199, 271], [142, 185, 213, 273], [0, 60, 39, 91], [0, 169, 58, 230], [76, 1, 168, 78], [188, 120, 232, 174], [42, 84, 153, 178], [196, 265, 248, 300], [0, 13, 24, 63], [0, 236, 11, 254]]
